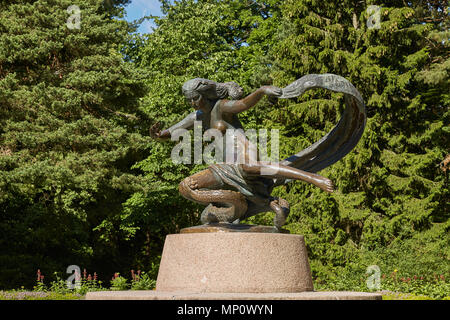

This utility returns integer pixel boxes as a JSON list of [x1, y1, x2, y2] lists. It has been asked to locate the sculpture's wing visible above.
[[274, 74, 366, 185]]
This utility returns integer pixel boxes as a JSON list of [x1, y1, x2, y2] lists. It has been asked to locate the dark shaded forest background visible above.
[[0, 0, 448, 291]]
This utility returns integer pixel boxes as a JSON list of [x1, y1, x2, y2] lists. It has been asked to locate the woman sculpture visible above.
[[151, 75, 366, 230]]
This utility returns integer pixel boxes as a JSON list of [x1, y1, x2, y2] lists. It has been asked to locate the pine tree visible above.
[[269, 0, 449, 283], [0, 0, 149, 288]]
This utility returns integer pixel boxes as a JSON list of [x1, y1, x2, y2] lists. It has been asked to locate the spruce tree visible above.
[[0, 0, 148, 288], [269, 0, 449, 284]]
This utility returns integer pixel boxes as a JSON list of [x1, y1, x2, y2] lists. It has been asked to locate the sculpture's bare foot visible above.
[[320, 178, 334, 193]]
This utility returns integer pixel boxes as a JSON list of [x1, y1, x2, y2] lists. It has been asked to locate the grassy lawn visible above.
[[1, 290, 448, 300], [380, 291, 450, 300], [0, 291, 84, 300]]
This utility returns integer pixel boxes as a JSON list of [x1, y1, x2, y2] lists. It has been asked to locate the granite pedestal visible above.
[[86, 224, 381, 300]]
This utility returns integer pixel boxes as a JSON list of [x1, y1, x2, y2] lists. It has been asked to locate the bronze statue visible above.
[[150, 74, 366, 231]]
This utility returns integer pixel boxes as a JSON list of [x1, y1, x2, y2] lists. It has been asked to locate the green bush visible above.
[[131, 271, 156, 290], [110, 273, 130, 291]]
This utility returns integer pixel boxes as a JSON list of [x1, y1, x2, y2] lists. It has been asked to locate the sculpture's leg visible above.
[[178, 169, 248, 224], [270, 197, 290, 230], [240, 163, 334, 193]]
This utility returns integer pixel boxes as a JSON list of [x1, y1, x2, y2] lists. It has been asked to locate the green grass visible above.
[[1, 290, 448, 300], [0, 290, 83, 300], [2, 265, 447, 300], [0, 269, 158, 300]]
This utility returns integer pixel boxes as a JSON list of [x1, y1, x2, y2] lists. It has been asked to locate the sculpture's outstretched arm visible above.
[[150, 111, 197, 140], [219, 86, 282, 114]]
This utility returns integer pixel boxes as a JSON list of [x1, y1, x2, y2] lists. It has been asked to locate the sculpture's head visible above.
[[182, 78, 243, 112]]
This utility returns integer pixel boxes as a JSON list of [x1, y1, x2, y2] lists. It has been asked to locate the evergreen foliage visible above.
[[131, 0, 449, 287], [265, 0, 449, 282], [0, 0, 448, 292], [0, 0, 150, 288]]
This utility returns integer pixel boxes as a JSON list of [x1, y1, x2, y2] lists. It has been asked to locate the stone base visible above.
[[85, 290, 382, 300], [155, 232, 314, 293], [180, 223, 289, 234], [86, 231, 381, 300], [85, 231, 382, 301]]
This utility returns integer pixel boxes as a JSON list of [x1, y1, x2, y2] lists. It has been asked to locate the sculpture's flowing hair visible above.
[[182, 78, 244, 102]]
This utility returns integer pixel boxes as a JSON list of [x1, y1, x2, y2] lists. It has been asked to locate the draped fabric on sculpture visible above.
[[277, 73, 366, 177], [208, 164, 273, 205]]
